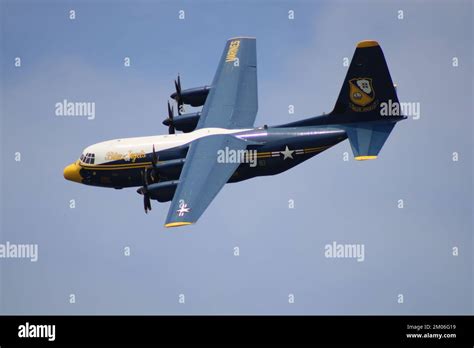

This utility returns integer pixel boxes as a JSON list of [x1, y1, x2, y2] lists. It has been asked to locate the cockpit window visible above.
[[81, 152, 95, 164]]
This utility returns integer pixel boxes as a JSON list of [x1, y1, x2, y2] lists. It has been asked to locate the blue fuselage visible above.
[[76, 126, 347, 191]]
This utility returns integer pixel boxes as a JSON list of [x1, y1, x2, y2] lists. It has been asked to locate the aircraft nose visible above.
[[63, 161, 83, 183]]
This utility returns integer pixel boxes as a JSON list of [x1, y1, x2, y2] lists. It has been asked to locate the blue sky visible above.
[[0, 0, 472, 314]]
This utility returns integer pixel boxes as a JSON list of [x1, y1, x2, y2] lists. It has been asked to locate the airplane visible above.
[[64, 37, 406, 228]]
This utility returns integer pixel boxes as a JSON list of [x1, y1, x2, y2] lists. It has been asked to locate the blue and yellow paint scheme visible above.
[[64, 38, 406, 227], [64, 127, 346, 188]]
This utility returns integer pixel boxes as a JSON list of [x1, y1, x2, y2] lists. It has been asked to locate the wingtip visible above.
[[354, 155, 378, 161], [165, 222, 193, 228], [357, 40, 379, 48]]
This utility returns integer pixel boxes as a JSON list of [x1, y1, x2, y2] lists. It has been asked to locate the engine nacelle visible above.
[[147, 180, 179, 202], [163, 112, 201, 133], [171, 86, 210, 107]]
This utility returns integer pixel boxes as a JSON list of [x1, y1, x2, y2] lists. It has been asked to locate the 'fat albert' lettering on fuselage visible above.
[[105, 150, 146, 162]]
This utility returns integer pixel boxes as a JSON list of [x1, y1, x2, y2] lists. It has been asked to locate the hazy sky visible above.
[[0, 0, 472, 314]]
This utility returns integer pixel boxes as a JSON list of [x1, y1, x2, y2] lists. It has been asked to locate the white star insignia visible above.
[[280, 146, 294, 160], [177, 202, 190, 217]]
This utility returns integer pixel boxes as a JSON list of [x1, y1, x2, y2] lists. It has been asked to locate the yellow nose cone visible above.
[[63, 161, 83, 183]]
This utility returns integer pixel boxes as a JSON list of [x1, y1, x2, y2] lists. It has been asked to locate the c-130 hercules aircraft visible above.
[[64, 37, 406, 227]]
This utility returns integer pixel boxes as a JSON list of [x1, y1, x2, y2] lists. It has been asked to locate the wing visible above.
[[164, 134, 251, 227], [196, 37, 258, 129]]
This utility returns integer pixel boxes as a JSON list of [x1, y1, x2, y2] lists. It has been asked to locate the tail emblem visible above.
[[349, 78, 375, 110]]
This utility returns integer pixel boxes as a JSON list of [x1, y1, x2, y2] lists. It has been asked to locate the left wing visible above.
[[164, 134, 251, 228], [195, 37, 258, 129]]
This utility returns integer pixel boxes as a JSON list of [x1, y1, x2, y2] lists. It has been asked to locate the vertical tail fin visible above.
[[331, 40, 405, 160], [331, 40, 403, 121]]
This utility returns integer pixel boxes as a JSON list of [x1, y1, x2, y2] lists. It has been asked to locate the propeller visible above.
[[173, 74, 183, 115], [150, 144, 159, 181], [162, 101, 176, 134], [137, 168, 152, 213], [166, 101, 176, 134]]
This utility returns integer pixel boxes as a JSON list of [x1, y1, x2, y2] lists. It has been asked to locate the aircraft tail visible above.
[[330, 40, 405, 160]]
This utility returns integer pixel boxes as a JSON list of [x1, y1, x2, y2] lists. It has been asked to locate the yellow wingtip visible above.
[[228, 36, 256, 40], [357, 40, 379, 48], [165, 222, 193, 228], [355, 156, 378, 161]]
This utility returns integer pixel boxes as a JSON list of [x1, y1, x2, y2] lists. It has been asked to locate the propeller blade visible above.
[[152, 144, 159, 165], [140, 170, 145, 188], [167, 101, 174, 120], [143, 168, 148, 186], [174, 74, 183, 115], [144, 195, 152, 213], [166, 101, 176, 134], [175, 75, 181, 94], [150, 144, 160, 181], [140, 169, 152, 213]]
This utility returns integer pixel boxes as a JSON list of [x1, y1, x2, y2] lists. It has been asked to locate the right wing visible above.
[[195, 37, 258, 129]]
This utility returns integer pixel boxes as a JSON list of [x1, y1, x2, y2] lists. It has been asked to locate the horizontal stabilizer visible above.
[[345, 122, 396, 160]]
